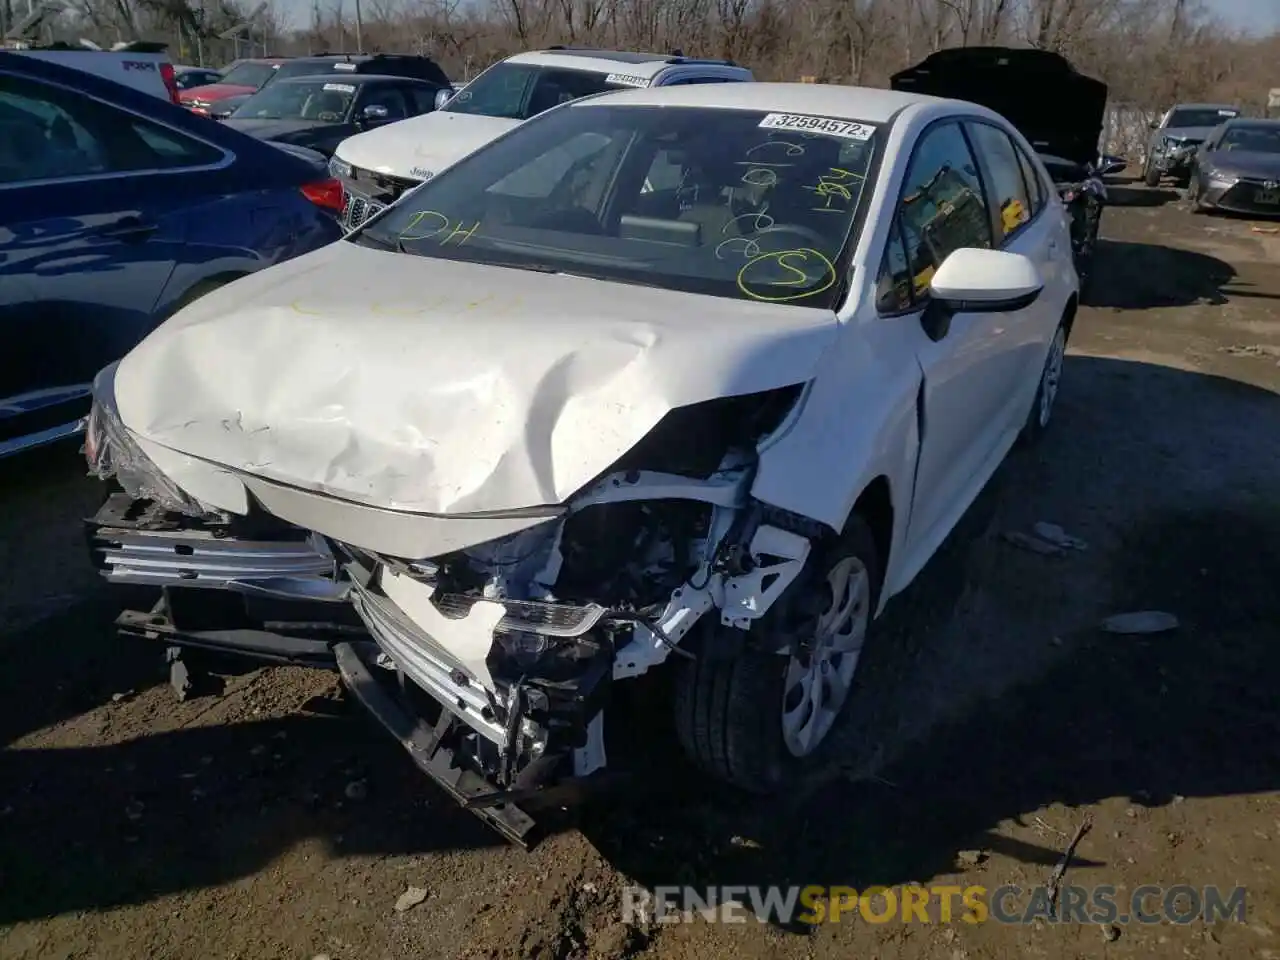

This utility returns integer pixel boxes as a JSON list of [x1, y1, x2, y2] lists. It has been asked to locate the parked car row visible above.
[[1143, 102, 1280, 216]]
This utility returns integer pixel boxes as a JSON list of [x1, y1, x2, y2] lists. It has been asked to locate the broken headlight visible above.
[[86, 362, 204, 516]]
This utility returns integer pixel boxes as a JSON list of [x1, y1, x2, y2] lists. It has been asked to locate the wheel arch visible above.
[[1062, 292, 1079, 336], [851, 474, 893, 591]]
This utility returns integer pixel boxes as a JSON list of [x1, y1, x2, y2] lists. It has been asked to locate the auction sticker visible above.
[[758, 113, 874, 140], [606, 73, 649, 88], [323, 83, 356, 93]]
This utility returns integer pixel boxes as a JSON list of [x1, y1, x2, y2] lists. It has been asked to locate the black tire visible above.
[[1143, 163, 1161, 187], [1020, 318, 1069, 446], [673, 515, 882, 794]]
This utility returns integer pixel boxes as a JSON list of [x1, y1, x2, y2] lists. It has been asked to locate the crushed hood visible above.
[[890, 47, 1108, 168], [113, 242, 837, 516], [334, 111, 521, 179]]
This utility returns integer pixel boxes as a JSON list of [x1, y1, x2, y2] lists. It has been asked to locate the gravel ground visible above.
[[1, 183, 1278, 960]]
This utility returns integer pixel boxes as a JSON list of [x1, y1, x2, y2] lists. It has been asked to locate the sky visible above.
[[1207, 0, 1279, 33], [273, 0, 1278, 34]]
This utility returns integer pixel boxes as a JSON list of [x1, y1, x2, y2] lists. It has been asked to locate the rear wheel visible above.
[[674, 516, 881, 794], [1020, 320, 1068, 446]]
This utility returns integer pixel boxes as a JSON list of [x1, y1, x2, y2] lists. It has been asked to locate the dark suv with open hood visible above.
[[891, 46, 1114, 282]]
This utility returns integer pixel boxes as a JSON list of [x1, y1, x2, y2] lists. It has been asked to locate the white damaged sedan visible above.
[[85, 82, 1078, 843]]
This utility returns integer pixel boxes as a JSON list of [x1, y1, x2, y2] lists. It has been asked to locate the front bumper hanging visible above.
[[87, 492, 360, 665], [88, 493, 619, 844]]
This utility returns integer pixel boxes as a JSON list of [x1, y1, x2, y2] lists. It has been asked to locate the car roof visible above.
[[568, 81, 942, 123], [1220, 117, 1280, 128], [274, 73, 434, 85], [1170, 103, 1239, 111], [504, 48, 737, 79]]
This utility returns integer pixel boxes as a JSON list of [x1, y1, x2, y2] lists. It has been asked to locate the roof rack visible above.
[[664, 55, 738, 66]]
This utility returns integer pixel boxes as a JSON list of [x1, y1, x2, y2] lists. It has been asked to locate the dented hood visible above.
[[114, 242, 837, 515], [334, 111, 521, 179]]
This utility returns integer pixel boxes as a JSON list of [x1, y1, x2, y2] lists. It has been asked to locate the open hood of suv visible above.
[[889, 47, 1108, 168]]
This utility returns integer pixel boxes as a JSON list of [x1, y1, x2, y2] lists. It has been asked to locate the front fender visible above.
[[751, 309, 921, 602]]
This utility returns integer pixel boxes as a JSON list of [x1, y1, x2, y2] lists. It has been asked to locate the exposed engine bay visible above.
[[336, 385, 816, 798], [86, 380, 825, 839]]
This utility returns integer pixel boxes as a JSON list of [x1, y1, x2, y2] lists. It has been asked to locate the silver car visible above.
[[1185, 118, 1280, 216], [1143, 102, 1241, 187]]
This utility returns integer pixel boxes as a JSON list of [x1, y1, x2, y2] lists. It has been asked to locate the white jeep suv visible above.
[[329, 47, 753, 230]]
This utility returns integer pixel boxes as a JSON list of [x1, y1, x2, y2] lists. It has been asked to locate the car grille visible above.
[[340, 167, 420, 230], [343, 194, 387, 230], [1221, 178, 1280, 212]]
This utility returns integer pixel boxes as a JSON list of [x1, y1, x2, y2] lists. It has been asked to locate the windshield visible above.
[[1168, 107, 1237, 129], [1216, 125, 1280, 155], [235, 79, 356, 121], [355, 104, 879, 308], [219, 61, 278, 89], [442, 63, 637, 120]]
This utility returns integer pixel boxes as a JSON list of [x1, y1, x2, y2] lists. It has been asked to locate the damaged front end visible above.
[[86, 368, 824, 843], [84, 363, 361, 673], [331, 386, 819, 842]]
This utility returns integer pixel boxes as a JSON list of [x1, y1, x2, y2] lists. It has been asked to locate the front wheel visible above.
[[673, 516, 882, 794], [1020, 321, 1067, 445], [1143, 162, 1161, 187]]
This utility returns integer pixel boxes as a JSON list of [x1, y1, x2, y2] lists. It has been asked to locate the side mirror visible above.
[[1096, 154, 1127, 177], [434, 88, 453, 110], [922, 248, 1043, 340], [359, 103, 391, 126]]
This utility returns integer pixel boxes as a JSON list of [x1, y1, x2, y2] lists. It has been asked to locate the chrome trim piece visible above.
[[0, 416, 87, 458], [91, 526, 338, 589], [350, 577, 510, 746]]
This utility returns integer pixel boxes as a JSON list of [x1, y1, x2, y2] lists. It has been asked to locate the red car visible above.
[[179, 57, 288, 114]]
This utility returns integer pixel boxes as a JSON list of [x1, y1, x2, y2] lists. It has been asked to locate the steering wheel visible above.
[[751, 223, 829, 251]]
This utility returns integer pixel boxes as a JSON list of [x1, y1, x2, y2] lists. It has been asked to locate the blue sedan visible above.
[[0, 51, 346, 457]]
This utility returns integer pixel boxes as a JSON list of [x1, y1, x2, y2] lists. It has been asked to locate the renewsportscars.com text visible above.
[[622, 884, 1247, 926]]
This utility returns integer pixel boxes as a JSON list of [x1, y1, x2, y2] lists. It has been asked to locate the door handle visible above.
[[94, 216, 158, 242]]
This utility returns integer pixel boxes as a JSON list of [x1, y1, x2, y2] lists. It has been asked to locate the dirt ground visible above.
[[2, 182, 1278, 960]]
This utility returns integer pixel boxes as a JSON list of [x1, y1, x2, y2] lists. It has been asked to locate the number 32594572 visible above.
[[758, 113, 874, 141]]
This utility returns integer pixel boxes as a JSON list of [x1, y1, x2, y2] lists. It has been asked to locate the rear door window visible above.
[[1013, 144, 1045, 215], [0, 75, 224, 185], [965, 121, 1034, 243]]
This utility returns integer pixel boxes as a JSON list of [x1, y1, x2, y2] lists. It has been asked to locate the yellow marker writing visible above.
[[736, 248, 837, 303], [399, 210, 481, 245]]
